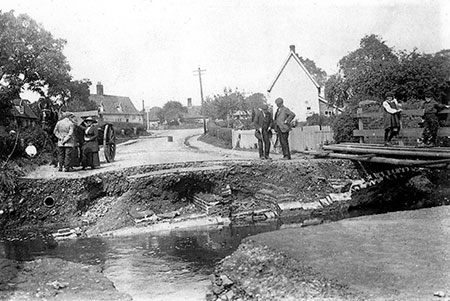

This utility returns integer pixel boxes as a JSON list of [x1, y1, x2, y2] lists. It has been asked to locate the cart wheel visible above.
[[103, 124, 116, 162]]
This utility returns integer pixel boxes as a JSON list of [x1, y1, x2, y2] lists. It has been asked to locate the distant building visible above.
[[10, 99, 39, 127], [183, 98, 205, 124], [89, 82, 144, 124], [267, 45, 342, 122]]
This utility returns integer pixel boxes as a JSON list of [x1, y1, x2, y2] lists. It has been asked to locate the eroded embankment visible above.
[[1, 159, 359, 236], [2, 158, 450, 239]]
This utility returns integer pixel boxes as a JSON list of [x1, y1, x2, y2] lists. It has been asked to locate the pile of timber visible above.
[[310, 143, 450, 169]]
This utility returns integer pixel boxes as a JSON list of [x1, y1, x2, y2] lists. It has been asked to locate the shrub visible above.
[[330, 101, 359, 143]]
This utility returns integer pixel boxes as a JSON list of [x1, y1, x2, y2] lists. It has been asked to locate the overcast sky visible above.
[[2, 0, 450, 109]]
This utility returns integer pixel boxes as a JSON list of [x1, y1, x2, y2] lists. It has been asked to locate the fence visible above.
[[231, 125, 334, 152]]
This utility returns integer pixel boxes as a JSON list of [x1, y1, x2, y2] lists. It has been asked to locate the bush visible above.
[[207, 121, 232, 144], [330, 103, 359, 143]]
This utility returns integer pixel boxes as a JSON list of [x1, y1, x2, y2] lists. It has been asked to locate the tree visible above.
[[299, 57, 327, 86], [158, 101, 187, 123], [63, 79, 97, 112], [204, 88, 268, 121], [0, 10, 72, 99]]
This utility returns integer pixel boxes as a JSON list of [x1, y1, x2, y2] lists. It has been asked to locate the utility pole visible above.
[[193, 66, 207, 134]]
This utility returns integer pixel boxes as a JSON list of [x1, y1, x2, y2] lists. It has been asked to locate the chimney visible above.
[[142, 100, 145, 112], [187, 98, 192, 107], [289, 45, 295, 53], [96, 82, 104, 95]]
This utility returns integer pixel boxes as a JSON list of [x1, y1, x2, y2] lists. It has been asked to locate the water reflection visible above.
[[0, 222, 280, 301]]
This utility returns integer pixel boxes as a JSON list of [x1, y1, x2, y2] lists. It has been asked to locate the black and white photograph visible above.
[[1, 0, 450, 300]]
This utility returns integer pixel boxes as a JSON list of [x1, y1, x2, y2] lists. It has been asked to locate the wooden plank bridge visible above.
[[310, 143, 450, 169]]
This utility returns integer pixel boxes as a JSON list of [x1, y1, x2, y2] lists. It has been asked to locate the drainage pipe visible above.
[[43, 196, 55, 208]]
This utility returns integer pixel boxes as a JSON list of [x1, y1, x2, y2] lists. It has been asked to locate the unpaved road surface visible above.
[[24, 128, 260, 179]]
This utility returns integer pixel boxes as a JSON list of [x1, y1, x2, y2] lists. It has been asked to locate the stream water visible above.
[[0, 222, 279, 301]]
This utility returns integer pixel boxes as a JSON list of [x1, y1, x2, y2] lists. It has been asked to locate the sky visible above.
[[2, 0, 450, 110]]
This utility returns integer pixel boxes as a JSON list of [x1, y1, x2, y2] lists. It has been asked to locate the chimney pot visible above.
[[289, 45, 296, 52]]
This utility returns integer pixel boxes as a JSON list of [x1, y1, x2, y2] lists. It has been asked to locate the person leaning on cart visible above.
[[421, 91, 450, 147], [81, 117, 100, 170]]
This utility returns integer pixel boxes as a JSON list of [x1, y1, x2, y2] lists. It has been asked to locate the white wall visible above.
[[268, 56, 319, 122], [231, 126, 333, 152]]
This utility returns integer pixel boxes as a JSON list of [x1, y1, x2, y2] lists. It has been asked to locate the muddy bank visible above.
[[0, 257, 131, 301], [0, 158, 359, 236], [207, 239, 362, 301]]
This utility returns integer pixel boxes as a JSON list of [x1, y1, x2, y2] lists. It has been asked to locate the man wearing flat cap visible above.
[[253, 104, 274, 160], [273, 97, 296, 160], [53, 112, 76, 172], [421, 91, 450, 146]]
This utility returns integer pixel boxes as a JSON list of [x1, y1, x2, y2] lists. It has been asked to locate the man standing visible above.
[[421, 91, 450, 146], [274, 98, 296, 160], [53, 112, 76, 172], [253, 104, 274, 160]]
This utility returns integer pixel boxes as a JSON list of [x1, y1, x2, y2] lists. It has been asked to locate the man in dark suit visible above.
[[253, 104, 274, 160], [274, 97, 296, 160]]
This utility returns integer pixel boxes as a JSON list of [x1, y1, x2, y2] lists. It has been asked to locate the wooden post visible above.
[[357, 107, 364, 143]]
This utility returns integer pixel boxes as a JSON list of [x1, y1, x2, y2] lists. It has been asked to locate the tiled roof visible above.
[[90, 94, 141, 115]]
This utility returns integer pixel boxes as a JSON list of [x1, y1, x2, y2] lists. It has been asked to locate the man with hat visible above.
[[382, 91, 402, 146], [81, 117, 100, 170], [253, 104, 274, 160], [421, 91, 450, 146], [53, 112, 76, 172], [273, 97, 296, 160]]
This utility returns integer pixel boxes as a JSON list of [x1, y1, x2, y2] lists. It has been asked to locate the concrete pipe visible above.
[[43, 196, 55, 208]]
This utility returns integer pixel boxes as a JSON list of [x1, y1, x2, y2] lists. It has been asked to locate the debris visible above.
[[434, 291, 446, 298]]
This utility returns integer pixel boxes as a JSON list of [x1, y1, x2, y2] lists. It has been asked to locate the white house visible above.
[[267, 45, 340, 122]]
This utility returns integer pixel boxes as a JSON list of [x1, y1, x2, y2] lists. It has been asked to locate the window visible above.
[[307, 107, 311, 110]]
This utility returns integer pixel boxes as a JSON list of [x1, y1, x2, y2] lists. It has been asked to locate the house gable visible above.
[[267, 45, 339, 122]]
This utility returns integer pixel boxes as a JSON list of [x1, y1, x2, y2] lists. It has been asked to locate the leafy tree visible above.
[[299, 56, 327, 86], [326, 34, 450, 106], [0, 10, 72, 99], [306, 113, 331, 126], [63, 79, 97, 112], [158, 101, 187, 123], [243, 92, 267, 111], [204, 88, 267, 121]]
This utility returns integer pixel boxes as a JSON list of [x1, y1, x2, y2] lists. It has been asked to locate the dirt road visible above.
[[24, 128, 259, 179]]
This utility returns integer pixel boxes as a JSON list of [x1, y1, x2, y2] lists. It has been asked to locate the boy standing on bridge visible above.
[[382, 92, 402, 146]]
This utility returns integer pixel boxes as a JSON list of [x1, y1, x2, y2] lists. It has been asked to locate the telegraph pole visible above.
[[193, 66, 207, 134]]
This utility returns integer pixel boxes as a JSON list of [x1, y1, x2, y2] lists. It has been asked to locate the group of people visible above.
[[383, 91, 450, 147], [253, 97, 296, 160], [53, 112, 100, 172]]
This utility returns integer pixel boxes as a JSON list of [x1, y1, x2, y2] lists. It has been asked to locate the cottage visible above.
[[10, 99, 38, 127], [183, 98, 204, 124], [89, 82, 144, 124], [267, 45, 341, 122]]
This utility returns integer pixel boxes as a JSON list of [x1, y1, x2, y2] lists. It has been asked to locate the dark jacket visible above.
[[253, 109, 273, 130], [274, 106, 296, 133], [82, 125, 99, 152]]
